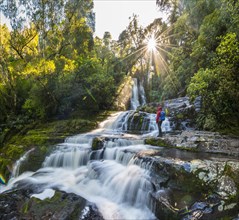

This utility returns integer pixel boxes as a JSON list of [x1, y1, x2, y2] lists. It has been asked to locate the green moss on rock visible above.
[[0, 111, 112, 182], [20, 191, 86, 219], [92, 137, 104, 151], [144, 138, 199, 152], [144, 138, 171, 147]]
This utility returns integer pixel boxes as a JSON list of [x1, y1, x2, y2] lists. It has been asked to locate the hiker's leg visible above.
[[157, 121, 162, 137]]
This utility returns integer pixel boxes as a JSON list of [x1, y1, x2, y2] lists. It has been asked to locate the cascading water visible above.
[[2, 96, 239, 220], [102, 110, 171, 135], [130, 78, 147, 110], [130, 78, 140, 110], [1, 78, 170, 219], [2, 110, 166, 220], [12, 148, 35, 178], [139, 81, 146, 106]]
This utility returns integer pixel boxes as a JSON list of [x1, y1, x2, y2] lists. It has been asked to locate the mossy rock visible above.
[[144, 138, 171, 147], [92, 137, 105, 151], [21, 191, 86, 219], [126, 111, 149, 132], [0, 189, 100, 220], [137, 104, 157, 114], [18, 146, 51, 175], [0, 111, 110, 182]]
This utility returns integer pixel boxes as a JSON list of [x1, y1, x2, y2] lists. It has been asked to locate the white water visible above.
[[130, 78, 147, 110], [12, 148, 35, 178], [1, 82, 171, 219], [130, 78, 140, 110], [139, 81, 147, 106], [1, 111, 164, 219]]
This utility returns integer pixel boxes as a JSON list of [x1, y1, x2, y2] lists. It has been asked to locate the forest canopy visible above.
[[0, 0, 238, 140]]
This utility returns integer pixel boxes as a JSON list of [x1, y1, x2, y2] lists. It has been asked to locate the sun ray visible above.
[[120, 46, 146, 62], [147, 36, 156, 52]]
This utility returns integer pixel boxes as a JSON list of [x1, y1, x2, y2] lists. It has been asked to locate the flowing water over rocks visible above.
[[1, 97, 239, 219]]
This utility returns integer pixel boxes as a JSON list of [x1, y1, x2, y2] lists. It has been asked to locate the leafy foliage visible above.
[[0, 0, 238, 140], [0, 0, 125, 145], [188, 33, 239, 130], [155, 0, 239, 131]]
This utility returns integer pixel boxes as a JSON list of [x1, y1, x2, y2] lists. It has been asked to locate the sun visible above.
[[147, 37, 156, 52]]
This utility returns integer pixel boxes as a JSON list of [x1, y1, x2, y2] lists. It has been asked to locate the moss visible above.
[[0, 157, 11, 179], [218, 127, 239, 137], [137, 105, 156, 113], [175, 113, 184, 120], [92, 137, 104, 151], [222, 163, 239, 203], [22, 202, 29, 214], [20, 192, 66, 217], [5, 144, 25, 158], [144, 138, 199, 152], [0, 111, 112, 182], [145, 138, 171, 147], [20, 191, 86, 219]]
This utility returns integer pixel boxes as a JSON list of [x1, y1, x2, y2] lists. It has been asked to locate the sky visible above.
[[93, 0, 165, 40], [1, 0, 165, 40], [0, 12, 10, 27]]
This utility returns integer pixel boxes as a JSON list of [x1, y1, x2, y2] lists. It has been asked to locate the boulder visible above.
[[91, 137, 106, 151], [161, 131, 239, 156], [0, 188, 103, 220], [132, 148, 239, 220]]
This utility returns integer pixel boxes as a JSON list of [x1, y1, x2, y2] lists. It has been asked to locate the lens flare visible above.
[[147, 37, 156, 51]]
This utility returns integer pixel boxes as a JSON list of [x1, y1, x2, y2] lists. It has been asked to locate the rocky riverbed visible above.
[[155, 130, 239, 156], [1, 97, 239, 220]]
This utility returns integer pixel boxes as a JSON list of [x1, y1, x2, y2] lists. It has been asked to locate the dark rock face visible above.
[[0, 188, 104, 220], [18, 147, 51, 175], [133, 149, 239, 220], [124, 111, 152, 133], [91, 137, 106, 151], [163, 97, 197, 131], [138, 96, 200, 131]]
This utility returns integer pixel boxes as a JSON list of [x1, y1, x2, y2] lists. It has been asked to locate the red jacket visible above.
[[156, 107, 162, 123]]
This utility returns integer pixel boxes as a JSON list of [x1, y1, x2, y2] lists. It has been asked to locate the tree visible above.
[[188, 33, 239, 130]]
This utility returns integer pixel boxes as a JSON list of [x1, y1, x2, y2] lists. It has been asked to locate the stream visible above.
[[1, 78, 239, 220], [2, 111, 163, 219]]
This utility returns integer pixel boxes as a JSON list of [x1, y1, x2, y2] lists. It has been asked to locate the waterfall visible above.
[[12, 148, 35, 178], [130, 78, 147, 110], [2, 93, 239, 220], [139, 81, 146, 106], [102, 110, 171, 135], [130, 78, 140, 110], [1, 109, 172, 219]]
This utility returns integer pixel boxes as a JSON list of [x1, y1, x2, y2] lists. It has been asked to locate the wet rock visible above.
[[0, 188, 103, 220], [138, 96, 199, 131], [91, 137, 106, 151], [194, 96, 202, 112], [136, 149, 159, 157], [150, 190, 179, 220], [18, 147, 51, 175], [132, 149, 239, 220], [161, 131, 239, 156], [113, 110, 155, 134], [180, 202, 212, 220], [126, 111, 150, 133]]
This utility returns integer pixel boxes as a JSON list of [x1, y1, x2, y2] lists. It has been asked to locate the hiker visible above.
[[156, 106, 165, 137]]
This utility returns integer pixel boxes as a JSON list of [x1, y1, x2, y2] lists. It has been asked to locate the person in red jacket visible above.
[[156, 106, 163, 137]]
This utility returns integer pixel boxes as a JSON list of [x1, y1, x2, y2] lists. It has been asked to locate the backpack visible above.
[[160, 111, 166, 121]]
